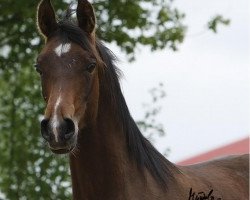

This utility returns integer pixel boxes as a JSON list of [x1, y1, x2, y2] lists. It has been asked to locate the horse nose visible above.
[[40, 118, 75, 143], [41, 118, 50, 141], [62, 118, 75, 140]]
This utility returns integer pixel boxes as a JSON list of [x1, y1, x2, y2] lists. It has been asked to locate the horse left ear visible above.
[[77, 0, 96, 34], [37, 0, 58, 38]]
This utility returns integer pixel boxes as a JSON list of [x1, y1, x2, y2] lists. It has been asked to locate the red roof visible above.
[[177, 137, 249, 165]]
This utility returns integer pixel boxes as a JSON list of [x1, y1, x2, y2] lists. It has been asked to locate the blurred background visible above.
[[0, 0, 249, 199], [117, 0, 249, 163]]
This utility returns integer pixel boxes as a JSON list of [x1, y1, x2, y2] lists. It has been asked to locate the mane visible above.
[[55, 17, 178, 188]]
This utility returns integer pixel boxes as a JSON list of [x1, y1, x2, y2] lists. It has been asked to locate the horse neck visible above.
[[69, 93, 142, 199], [68, 62, 181, 199]]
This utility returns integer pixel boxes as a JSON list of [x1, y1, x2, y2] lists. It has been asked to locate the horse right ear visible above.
[[77, 0, 96, 34], [37, 0, 58, 38]]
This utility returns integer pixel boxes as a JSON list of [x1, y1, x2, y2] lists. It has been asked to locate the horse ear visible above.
[[77, 0, 96, 34], [37, 0, 58, 38]]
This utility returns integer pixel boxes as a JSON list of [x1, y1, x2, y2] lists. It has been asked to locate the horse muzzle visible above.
[[41, 117, 77, 154]]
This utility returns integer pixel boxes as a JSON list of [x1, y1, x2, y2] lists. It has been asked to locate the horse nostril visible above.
[[65, 132, 74, 140], [63, 118, 75, 140], [41, 119, 50, 141]]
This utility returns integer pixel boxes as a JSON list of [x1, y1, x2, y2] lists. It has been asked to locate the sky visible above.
[[108, 0, 249, 162]]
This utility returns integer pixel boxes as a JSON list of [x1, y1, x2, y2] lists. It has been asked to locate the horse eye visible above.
[[34, 63, 43, 75], [86, 63, 96, 73]]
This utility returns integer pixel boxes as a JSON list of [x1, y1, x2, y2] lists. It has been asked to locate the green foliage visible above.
[[208, 15, 230, 33], [94, 0, 186, 60], [137, 83, 166, 142], [0, 65, 71, 199], [136, 83, 170, 157]]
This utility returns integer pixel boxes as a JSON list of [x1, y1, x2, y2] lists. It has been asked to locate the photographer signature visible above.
[[188, 188, 222, 200]]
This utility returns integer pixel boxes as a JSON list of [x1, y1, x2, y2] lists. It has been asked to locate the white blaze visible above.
[[51, 95, 62, 142], [54, 43, 71, 57]]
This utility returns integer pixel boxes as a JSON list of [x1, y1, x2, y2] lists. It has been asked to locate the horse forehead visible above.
[[54, 43, 72, 57], [48, 41, 88, 57], [39, 39, 90, 63], [39, 42, 78, 61]]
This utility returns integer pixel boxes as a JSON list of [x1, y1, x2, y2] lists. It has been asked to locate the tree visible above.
[[0, 0, 229, 199], [136, 83, 170, 156]]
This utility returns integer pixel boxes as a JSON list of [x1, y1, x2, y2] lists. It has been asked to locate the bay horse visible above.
[[36, 0, 249, 199]]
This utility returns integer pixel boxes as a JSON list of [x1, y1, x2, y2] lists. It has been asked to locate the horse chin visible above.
[[51, 148, 70, 154], [48, 134, 78, 154], [49, 143, 76, 155]]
